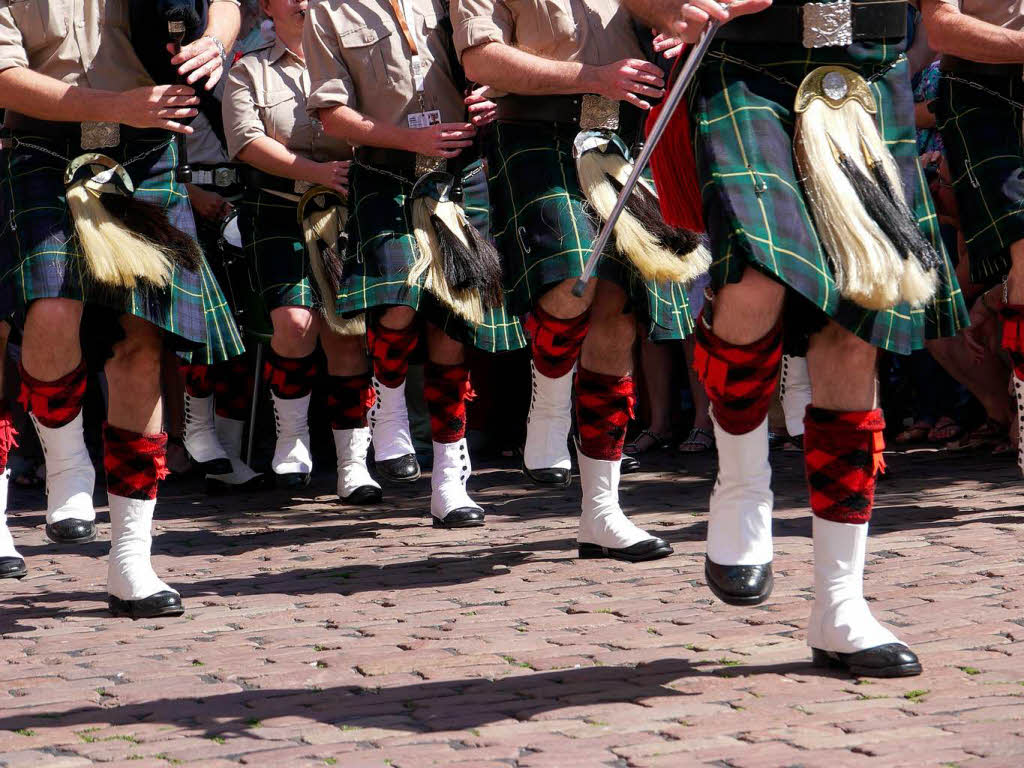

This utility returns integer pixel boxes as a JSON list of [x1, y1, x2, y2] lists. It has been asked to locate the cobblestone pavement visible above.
[[1, 446, 1023, 768]]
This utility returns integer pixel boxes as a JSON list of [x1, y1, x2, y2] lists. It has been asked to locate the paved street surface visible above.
[[1, 446, 1023, 767]]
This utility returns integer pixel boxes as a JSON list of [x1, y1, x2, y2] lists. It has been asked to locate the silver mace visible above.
[[572, 20, 721, 297]]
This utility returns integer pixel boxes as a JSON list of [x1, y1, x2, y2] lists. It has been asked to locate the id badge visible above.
[[407, 110, 442, 129]]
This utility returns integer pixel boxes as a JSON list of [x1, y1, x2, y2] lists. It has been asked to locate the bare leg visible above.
[[637, 336, 672, 439], [21, 298, 83, 381], [270, 306, 320, 359], [106, 316, 163, 434]]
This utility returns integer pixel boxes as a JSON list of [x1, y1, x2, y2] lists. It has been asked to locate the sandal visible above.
[[625, 429, 670, 456], [679, 427, 714, 454], [894, 421, 931, 445], [927, 416, 960, 443], [950, 419, 1007, 451]]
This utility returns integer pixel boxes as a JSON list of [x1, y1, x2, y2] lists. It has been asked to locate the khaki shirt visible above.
[[305, 0, 466, 131], [452, 0, 643, 93], [0, 0, 240, 128], [937, 0, 1024, 30], [223, 38, 351, 162]]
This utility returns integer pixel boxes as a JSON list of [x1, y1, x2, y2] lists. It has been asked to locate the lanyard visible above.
[[388, 0, 427, 98]]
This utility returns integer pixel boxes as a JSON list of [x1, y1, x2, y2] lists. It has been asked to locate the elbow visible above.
[[461, 46, 489, 86]]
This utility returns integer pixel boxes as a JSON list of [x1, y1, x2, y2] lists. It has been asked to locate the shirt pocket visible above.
[[338, 22, 403, 87], [252, 89, 299, 146], [509, 0, 576, 52], [7, 0, 70, 53]]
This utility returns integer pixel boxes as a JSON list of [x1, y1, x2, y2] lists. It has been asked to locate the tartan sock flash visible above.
[[1001, 305, 1024, 378], [326, 372, 375, 430], [424, 362, 473, 444], [0, 400, 18, 472], [526, 305, 591, 379], [368, 319, 420, 388], [263, 350, 318, 400], [575, 366, 635, 462], [18, 360, 87, 429], [103, 424, 169, 501], [694, 313, 782, 435], [803, 407, 886, 525]]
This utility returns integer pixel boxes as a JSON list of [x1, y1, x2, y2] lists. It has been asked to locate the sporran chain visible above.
[[706, 51, 903, 92]]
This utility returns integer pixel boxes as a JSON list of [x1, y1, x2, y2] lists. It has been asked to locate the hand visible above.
[[314, 160, 351, 195], [653, 32, 685, 59], [408, 122, 477, 158], [667, 0, 774, 44], [590, 58, 665, 110], [168, 35, 227, 90], [187, 185, 232, 222], [118, 85, 199, 134], [464, 86, 497, 128], [964, 292, 1001, 362]]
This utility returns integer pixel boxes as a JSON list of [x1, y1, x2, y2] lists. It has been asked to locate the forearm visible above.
[[462, 42, 595, 96], [237, 136, 322, 183], [0, 67, 123, 123], [206, 0, 242, 52], [923, 2, 1024, 63], [318, 105, 415, 151]]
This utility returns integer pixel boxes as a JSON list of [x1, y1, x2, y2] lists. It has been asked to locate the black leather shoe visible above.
[[194, 457, 233, 476], [812, 643, 922, 678], [376, 454, 421, 484], [108, 591, 184, 620], [620, 455, 641, 474], [705, 557, 773, 606], [278, 472, 311, 490], [341, 485, 383, 505], [578, 537, 673, 562], [206, 474, 266, 495], [45, 518, 97, 545], [0, 556, 27, 579], [432, 508, 485, 528], [522, 462, 571, 487]]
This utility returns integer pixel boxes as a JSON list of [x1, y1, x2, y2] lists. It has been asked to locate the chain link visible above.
[[705, 51, 903, 92], [11, 136, 173, 170], [941, 72, 1024, 112]]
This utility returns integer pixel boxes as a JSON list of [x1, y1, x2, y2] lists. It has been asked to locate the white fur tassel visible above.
[[302, 206, 366, 337]]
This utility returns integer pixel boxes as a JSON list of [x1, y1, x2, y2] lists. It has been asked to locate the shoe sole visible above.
[[45, 528, 97, 545], [431, 518, 486, 529], [521, 463, 572, 488], [577, 544, 674, 562], [341, 486, 383, 505], [812, 648, 923, 678], [108, 596, 185, 620], [704, 562, 773, 606], [0, 568, 27, 580], [376, 468, 421, 485], [277, 473, 311, 490]]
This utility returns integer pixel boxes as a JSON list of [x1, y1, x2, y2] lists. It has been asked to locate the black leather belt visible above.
[[355, 147, 468, 181], [940, 56, 1023, 78], [494, 94, 643, 131], [716, 0, 907, 46], [244, 167, 316, 199]]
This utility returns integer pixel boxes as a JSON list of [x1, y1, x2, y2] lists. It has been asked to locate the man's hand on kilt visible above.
[[589, 58, 665, 110], [119, 84, 200, 134]]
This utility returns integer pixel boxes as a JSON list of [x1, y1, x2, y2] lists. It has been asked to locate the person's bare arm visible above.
[[921, 0, 1024, 63], [237, 136, 349, 194], [0, 67, 199, 131], [169, 0, 243, 88], [319, 105, 476, 158], [462, 42, 665, 109]]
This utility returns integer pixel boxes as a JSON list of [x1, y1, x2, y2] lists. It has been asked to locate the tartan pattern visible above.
[[342, 159, 526, 353], [575, 367, 635, 462], [804, 407, 886, 525], [103, 423, 169, 501], [693, 314, 782, 435], [0, 134, 244, 364], [238, 188, 316, 310], [214, 356, 254, 420], [183, 363, 214, 398], [18, 360, 87, 428], [326, 373, 375, 430], [485, 121, 695, 342], [525, 305, 591, 378], [1001, 305, 1024, 378], [263, 350, 317, 399], [693, 41, 968, 354], [368, 318, 420, 388], [936, 73, 1024, 285], [424, 361, 472, 444], [0, 400, 18, 472]]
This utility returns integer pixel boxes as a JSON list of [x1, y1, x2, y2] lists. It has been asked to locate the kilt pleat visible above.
[[936, 73, 1024, 286], [485, 121, 695, 342], [693, 41, 969, 353], [0, 133, 244, 363], [340, 158, 526, 353], [239, 188, 315, 310]]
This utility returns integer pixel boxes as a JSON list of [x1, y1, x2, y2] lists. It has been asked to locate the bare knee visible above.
[[712, 268, 785, 345], [538, 278, 594, 319], [426, 324, 464, 365], [379, 305, 417, 330], [271, 307, 318, 357], [581, 282, 634, 374], [322, 330, 368, 376], [24, 298, 82, 345], [106, 319, 162, 386]]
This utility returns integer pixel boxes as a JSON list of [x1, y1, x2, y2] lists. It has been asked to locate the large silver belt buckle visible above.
[[579, 94, 619, 132], [802, 1, 853, 49], [80, 122, 120, 150], [214, 167, 235, 188], [414, 153, 445, 177]]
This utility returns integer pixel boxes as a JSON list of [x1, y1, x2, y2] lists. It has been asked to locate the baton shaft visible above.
[[571, 21, 721, 298]]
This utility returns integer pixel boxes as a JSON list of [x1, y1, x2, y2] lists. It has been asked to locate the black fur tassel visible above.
[[611, 178, 705, 258], [100, 193, 202, 270], [315, 233, 347, 296], [430, 211, 504, 309], [460, 218, 504, 309]]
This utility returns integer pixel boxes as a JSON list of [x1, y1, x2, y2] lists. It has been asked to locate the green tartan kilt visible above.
[[340, 157, 526, 353], [238, 187, 316, 310], [936, 72, 1024, 286], [693, 41, 969, 354], [0, 132, 244, 365], [485, 121, 695, 342]]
